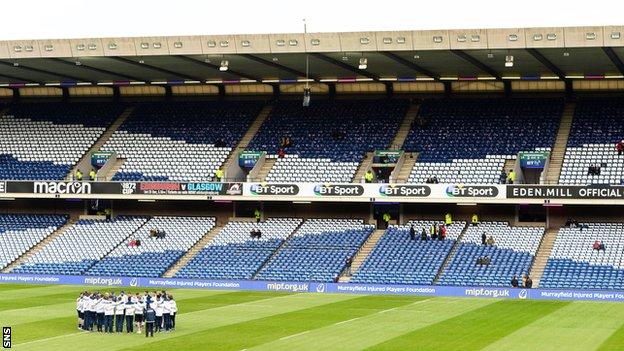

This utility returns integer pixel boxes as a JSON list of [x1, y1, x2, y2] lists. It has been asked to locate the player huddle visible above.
[[76, 290, 177, 336]]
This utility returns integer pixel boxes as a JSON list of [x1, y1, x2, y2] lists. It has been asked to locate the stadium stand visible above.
[[0, 102, 124, 180], [350, 220, 465, 285], [255, 219, 374, 282], [559, 99, 624, 185], [0, 214, 68, 269], [101, 101, 263, 181], [404, 99, 562, 184], [438, 222, 544, 287], [174, 218, 302, 280], [247, 99, 409, 182], [86, 216, 216, 277], [11, 216, 147, 275], [540, 223, 624, 290]]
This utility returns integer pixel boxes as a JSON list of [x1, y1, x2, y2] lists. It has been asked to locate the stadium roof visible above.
[[2, 26, 624, 85]]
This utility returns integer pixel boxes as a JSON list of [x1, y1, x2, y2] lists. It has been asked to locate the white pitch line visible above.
[[15, 331, 88, 346], [334, 317, 360, 325], [279, 330, 310, 340]]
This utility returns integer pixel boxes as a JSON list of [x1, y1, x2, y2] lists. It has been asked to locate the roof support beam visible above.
[[175, 56, 262, 82], [0, 61, 94, 83], [526, 48, 566, 80], [109, 57, 204, 82], [49, 58, 145, 82], [451, 50, 501, 80], [602, 47, 624, 76], [309, 53, 379, 81], [378, 52, 440, 80], [241, 54, 319, 81]]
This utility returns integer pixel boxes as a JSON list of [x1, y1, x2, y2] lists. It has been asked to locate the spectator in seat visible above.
[[481, 232, 487, 245], [593, 240, 600, 251], [420, 229, 428, 241], [364, 170, 374, 183], [89, 168, 97, 181], [409, 225, 416, 241], [445, 213, 452, 226], [432, 176, 439, 184], [471, 213, 479, 226], [277, 148, 286, 158], [345, 256, 353, 276], [382, 213, 391, 228], [439, 224, 446, 241], [486, 235, 495, 246], [617, 140, 624, 155], [430, 224, 437, 240], [500, 170, 507, 184], [215, 167, 224, 182], [75, 169, 83, 181], [507, 170, 516, 184], [525, 275, 533, 289], [254, 209, 262, 223], [511, 275, 519, 288]]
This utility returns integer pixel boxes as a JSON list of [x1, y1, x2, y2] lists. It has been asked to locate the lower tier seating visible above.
[[12, 216, 147, 275], [0, 214, 68, 269], [86, 216, 216, 277], [540, 223, 624, 290], [255, 219, 374, 282], [438, 222, 544, 287], [351, 221, 465, 285], [174, 218, 302, 280]]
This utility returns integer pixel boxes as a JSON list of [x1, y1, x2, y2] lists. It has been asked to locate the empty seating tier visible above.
[[560, 99, 624, 185], [0, 102, 124, 180], [255, 219, 374, 282], [247, 99, 408, 182], [12, 216, 147, 275], [86, 216, 216, 277], [351, 220, 465, 285], [438, 222, 544, 287], [174, 218, 302, 280], [404, 99, 562, 184], [541, 223, 624, 290], [0, 214, 68, 269], [102, 101, 262, 181]]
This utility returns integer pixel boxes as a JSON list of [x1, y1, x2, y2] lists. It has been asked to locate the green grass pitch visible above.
[[2, 283, 624, 351]]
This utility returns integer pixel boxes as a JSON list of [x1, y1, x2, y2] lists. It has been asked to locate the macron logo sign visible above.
[[33, 181, 92, 194]]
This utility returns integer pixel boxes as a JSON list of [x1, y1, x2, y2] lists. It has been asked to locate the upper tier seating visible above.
[[541, 223, 624, 290], [255, 219, 374, 282], [248, 99, 408, 182], [0, 214, 68, 269], [86, 216, 216, 277], [560, 99, 624, 185], [174, 218, 302, 280], [405, 99, 562, 184], [0, 102, 124, 180], [350, 220, 465, 285], [102, 101, 262, 181], [438, 222, 544, 287], [12, 216, 147, 275]]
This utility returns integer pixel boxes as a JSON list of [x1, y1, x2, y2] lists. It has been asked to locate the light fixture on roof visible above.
[[383, 37, 392, 44], [508, 34, 518, 41], [44, 45, 54, 52], [396, 37, 406, 44], [487, 52, 494, 59], [547, 33, 557, 41], [433, 36, 443, 43], [173, 42, 183, 49], [140, 42, 149, 49], [87, 43, 97, 50], [360, 37, 370, 45], [611, 32, 621, 39], [310, 38, 320, 46], [219, 60, 229, 72], [288, 39, 298, 46], [533, 34, 543, 41], [13, 45, 22, 52], [138, 60, 145, 64], [457, 35, 467, 42], [272, 57, 279, 62], [241, 40, 251, 47], [75, 61, 82, 66], [358, 57, 368, 70], [505, 55, 514, 68], [76, 44, 86, 51], [586, 32, 597, 40], [470, 35, 480, 42], [219, 40, 229, 47], [207, 40, 216, 48], [563, 52, 570, 57], [13, 62, 19, 67], [276, 39, 286, 47], [153, 42, 162, 49], [108, 43, 117, 50], [342, 55, 349, 61], [413, 54, 420, 59], [24, 45, 34, 52]]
